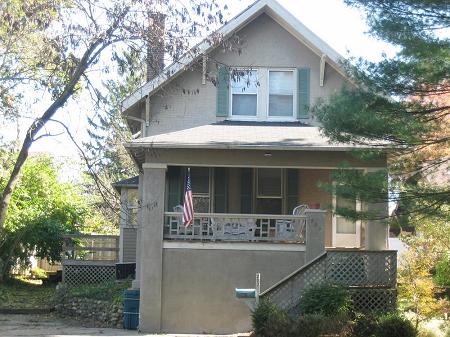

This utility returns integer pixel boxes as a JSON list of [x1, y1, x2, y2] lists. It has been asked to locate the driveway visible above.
[[0, 314, 249, 337]]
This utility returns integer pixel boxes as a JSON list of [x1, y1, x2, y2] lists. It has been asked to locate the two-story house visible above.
[[120, 0, 396, 334]]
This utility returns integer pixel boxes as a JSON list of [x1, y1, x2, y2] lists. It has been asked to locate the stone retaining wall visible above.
[[55, 285, 123, 328]]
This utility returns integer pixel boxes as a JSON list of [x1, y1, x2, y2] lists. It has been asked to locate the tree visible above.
[[313, 0, 449, 224], [0, 152, 89, 280], [398, 216, 450, 330], [0, 0, 229, 231]]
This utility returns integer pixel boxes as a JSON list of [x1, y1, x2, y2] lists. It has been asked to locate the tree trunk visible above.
[[0, 6, 130, 231]]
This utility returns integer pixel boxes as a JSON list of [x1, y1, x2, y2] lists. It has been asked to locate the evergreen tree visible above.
[[313, 0, 450, 225]]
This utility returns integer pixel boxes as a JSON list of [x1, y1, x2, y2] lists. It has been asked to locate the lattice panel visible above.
[[63, 264, 116, 286], [326, 251, 397, 287], [350, 288, 397, 312], [261, 250, 397, 314], [262, 254, 327, 312]]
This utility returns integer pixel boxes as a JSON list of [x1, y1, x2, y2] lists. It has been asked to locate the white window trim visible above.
[[266, 68, 297, 121], [229, 68, 259, 120]]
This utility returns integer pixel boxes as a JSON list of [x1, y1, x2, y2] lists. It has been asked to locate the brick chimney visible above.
[[146, 12, 165, 82]]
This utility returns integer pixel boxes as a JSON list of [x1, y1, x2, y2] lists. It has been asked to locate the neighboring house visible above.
[[113, 176, 139, 264], [120, 0, 395, 334]]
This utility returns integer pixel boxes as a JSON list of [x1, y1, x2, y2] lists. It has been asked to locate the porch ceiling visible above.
[[124, 122, 382, 152]]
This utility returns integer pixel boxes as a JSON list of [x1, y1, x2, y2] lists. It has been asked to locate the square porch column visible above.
[[132, 172, 144, 289], [139, 163, 166, 332]]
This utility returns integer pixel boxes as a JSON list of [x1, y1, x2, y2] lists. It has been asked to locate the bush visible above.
[[298, 283, 352, 316], [351, 313, 378, 337], [252, 300, 291, 337], [68, 279, 131, 304], [375, 313, 416, 337], [31, 267, 47, 279]]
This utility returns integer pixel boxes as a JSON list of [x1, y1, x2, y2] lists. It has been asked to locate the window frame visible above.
[[229, 68, 259, 120], [256, 168, 284, 199], [266, 68, 297, 121]]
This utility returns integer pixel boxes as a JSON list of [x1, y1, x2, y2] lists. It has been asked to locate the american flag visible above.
[[183, 169, 194, 227]]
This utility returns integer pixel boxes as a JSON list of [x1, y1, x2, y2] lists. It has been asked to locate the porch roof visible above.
[[124, 122, 380, 151]]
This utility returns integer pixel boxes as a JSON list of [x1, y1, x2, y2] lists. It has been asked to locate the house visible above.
[[113, 176, 139, 264], [120, 0, 395, 334]]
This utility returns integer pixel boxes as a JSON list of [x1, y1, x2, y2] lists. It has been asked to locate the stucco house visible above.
[[120, 0, 396, 334]]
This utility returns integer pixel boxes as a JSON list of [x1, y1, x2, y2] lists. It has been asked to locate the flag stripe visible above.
[[183, 170, 194, 227]]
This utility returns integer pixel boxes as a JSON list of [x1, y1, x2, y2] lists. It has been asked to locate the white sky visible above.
[[1, 0, 396, 163]]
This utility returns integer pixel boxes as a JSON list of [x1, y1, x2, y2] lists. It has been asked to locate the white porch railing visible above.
[[163, 212, 307, 243]]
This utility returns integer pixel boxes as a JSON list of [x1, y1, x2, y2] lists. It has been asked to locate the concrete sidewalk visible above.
[[0, 314, 250, 337]]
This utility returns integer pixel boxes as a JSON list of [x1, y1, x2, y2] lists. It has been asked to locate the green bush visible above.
[[252, 300, 291, 337], [351, 313, 378, 337], [298, 283, 352, 316], [375, 313, 416, 337], [291, 313, 350, 337], [31, 267, 47, 279], [68, 279, 131, 304], [434, 254, 450, 287]]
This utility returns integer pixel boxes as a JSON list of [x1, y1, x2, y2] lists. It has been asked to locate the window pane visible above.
[[269, 95, 293, 116], [258, 168, 282, 197], [231, 71, 258, 94], [336, 196, 356, 211], [190, 167, 209, 194], [232, 94, 257, 116], [269, 71, 293, 117], [337, 217, 356, 234]]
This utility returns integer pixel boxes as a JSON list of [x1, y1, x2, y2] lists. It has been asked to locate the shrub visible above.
[[252, 300, 291, 337], [291, 313, 351, 337], [298, 283, 352, 316], [68, 279, 131, 304], [31, 267, 47, 279], [375, 313, 416, 337], [351, 313, 378, 337]]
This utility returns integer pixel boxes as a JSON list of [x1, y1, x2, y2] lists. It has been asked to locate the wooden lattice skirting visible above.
[[63, 264, 116, 286], [350, 288, 397, 313]]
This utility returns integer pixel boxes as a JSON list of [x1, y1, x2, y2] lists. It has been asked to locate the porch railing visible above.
[[163, 212, 307, 243]]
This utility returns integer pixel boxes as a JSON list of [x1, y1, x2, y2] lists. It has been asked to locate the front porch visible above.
[[162, 166, 368, 249]]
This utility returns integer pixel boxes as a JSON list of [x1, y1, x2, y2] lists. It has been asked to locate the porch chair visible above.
[[292, 204, 309, 242]]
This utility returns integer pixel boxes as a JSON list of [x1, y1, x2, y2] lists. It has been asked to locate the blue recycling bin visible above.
[[123, 289, 140, 330]]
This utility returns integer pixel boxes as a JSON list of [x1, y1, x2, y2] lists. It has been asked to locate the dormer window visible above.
[[268, 70, 295, 118], [231, 70, 258, 117]]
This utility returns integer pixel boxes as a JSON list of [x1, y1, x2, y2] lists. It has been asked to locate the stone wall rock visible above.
[[55, 284, 123, 328]]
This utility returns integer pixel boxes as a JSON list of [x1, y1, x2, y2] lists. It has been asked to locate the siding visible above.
[[122, 227, 137, 263], [143, 13, 349, 137]]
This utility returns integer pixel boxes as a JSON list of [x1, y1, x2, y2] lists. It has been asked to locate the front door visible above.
[[332, 194, 361, 247]]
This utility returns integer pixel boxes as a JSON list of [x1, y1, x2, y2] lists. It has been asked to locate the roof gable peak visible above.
[[122, 0, 345, 112]]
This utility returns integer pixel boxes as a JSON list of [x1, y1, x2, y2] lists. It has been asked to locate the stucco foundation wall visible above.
[[160, 247, 306, 334]]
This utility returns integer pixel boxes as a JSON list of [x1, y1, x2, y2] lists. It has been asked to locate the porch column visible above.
[[365, 202, 388, 250], [132, 173, 144, 289], [365, 168, 388, 250], [139, 163, 166, 332], [305, 210, 326, 263]]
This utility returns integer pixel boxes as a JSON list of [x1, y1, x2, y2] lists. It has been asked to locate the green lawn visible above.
[[0, 277, 56, 309]]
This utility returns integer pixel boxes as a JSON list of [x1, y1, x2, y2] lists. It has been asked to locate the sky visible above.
[[1, 0, 397, 163]]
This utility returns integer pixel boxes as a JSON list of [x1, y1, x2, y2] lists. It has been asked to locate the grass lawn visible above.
[[0, 276, 56, 309]]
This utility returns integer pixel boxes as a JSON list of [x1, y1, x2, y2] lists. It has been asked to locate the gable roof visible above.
[[112, 176, 139, 193], [122, 0, 346, 112]]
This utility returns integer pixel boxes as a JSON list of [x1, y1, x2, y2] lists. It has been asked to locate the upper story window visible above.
[[231, 70, 258, 117], [268, 70, 294, 118]]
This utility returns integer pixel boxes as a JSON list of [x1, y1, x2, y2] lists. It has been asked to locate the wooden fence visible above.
[[62, 234, 119, 286]]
